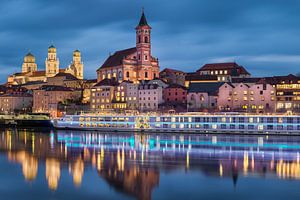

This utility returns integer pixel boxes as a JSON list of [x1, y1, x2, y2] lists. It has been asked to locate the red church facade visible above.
[[97, 11, 160, 83]]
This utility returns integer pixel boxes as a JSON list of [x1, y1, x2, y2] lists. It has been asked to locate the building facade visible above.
[[217, 82, 276, 112], [138, 83, 163, 111], [187, 82, 223, 111], [0, 93, 32, 114], [159, 68, 186, 86], [90, 78, 119, 111], [97, 11, 159, 83], [163, 84, 187, 104], [33, 85, 81, 117], [197, 62, 251, 82]]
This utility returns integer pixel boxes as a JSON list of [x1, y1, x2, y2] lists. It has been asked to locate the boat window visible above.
[[248, 125, 254, 130], [277, 125, 283, 130], [287, 118, 293, 123], [287, 125, 293, 130], [267, 125, 273, 130]]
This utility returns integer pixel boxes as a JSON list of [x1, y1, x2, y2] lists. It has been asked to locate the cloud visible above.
[[1, 0, 300, 83]]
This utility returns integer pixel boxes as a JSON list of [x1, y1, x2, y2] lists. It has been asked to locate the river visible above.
[[0, 128, 299, 200]]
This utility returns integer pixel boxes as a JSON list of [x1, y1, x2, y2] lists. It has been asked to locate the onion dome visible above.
[[48, 45, 56, 53], [24, 52, 35, 63], [73, 49, 81, 57]]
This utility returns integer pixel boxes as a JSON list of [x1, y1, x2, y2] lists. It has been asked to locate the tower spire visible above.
[[138, 8, 149, 26]]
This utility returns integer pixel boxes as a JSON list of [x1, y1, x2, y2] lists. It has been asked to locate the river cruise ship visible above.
[[53, 113, 300, 134]]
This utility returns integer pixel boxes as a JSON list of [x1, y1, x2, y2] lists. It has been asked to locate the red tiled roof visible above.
[[12, 72, 29, 76], [160, 68, 186, 75], [54, 72, 78, 80], [197, 62, 250, 75], [38, 85, 74, 91], [98, 47, 137, 70], [165, 83, 187, 90], [0, 92, 32, 97], [260, 74, 300, 84], [94, 78, 119, 87], [29, 70, 46, 77], [185, 73, 218, 81]]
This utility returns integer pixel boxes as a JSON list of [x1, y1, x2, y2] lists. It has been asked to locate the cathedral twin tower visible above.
[[21, 46, 83, 79]]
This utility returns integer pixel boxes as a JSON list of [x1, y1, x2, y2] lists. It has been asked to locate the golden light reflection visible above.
[[8, 151, 38, 181], [71, 157, 84, 187], [186, 151, 190, 169], [46, 158, 61, 190], [219, 163, 223, 177], [276, 160, 300, 179], [243, 152, 249, 175]]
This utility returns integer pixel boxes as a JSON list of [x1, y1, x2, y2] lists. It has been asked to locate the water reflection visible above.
[[0, 128, 300, 199]]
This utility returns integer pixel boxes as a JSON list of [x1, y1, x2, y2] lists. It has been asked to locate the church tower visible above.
[[72, 50, 83, 79], [136, 9, 152, 67], [22, 52, 37, 73], [65, 50, 84, 79], [45, 45, 59, 77]]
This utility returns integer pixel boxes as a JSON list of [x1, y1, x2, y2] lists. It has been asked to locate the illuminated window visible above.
[[258, 125, 264, 131], [249, 117, 253, 123]]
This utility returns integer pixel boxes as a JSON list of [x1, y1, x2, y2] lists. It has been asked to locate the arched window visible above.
[[126, 71, 130, 78], [145, 36, 149, 43], [138, 36, 141, 43], [145, 72, 148, 78], [118, 71, 122, 79]]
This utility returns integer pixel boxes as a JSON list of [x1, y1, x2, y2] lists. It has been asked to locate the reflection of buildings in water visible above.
[[2, 129, 300, 195], [46, 158, 61, 190], [98, 166, 159, 200], [276, 159, 300, 179], [70, 157, 84, 187], [7, 151, 38, 181]]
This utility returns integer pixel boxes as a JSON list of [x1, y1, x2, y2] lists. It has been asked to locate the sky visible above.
[[1, 0, 300, 83]]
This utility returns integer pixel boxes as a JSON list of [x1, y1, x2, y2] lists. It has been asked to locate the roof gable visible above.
[[188, 82, 225, 95], [98, 47, 137, 70]]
